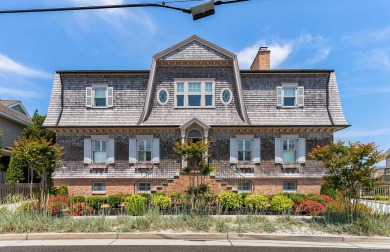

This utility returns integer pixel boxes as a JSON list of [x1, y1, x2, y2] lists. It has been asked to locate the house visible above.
[[43, 35, 349, 196], [0, 100, 32, 183]]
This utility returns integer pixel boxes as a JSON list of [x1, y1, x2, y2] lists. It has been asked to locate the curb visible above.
[[0, 232, 388, 243]]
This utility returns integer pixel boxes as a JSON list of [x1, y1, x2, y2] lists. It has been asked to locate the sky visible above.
[[0, 0, 389, 165]]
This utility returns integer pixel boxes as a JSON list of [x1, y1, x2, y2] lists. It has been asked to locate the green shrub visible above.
[[124, 194, 147, 216], [139, 193, 151, 204], [281, 193, 309, 203], [107, 194, 123, 208], [320, 182, 338, 199], [68, 196, 86, 205], [244, 194, 269, 211], [218, 192, 242, 210], [270, 195, 293, 213], [57, 185, 69, 196], [152, 194, 172, 209], [373, 195, 383, 201], [86, 196, 106, 209]]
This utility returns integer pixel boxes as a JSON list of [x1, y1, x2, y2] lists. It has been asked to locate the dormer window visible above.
[[276, 84, 304, 108], [86, 86, 113, 108], [174, 79, 215, 108]]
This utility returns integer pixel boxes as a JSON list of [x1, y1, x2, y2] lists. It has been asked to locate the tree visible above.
[[23, 110, 56, 143], [12, 136, 62, 191], [6, 156, 25, 184], [310, 141, 383, 220]]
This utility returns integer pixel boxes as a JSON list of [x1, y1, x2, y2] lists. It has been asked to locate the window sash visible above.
[[238, 182, 252, 192], [188, 83, 201, 94], [176, 83, 184, 94], [93, 182, 106, 192], [283, 87, 296, 106], [138, 140, 152, 162], [138, 182, 151, 192], [283, 182, 297, 192], [175, 81, 214, 108]]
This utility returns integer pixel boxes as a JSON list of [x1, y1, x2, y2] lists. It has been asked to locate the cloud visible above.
[[344, 27, 390, 45], [65, 0, 156, 35], [236, 33, 330, 69], [0, 54, 50, 79], [0, 54, 49, 100], [354, 49, 390, 71]]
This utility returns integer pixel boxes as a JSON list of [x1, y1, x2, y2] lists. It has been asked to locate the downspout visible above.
[[56, 73, 64, 127], [326, 72, 335, 126]]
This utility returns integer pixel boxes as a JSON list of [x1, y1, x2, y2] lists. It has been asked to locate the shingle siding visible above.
[[43, 73, 62, 127], [160, 41, 230, 61], [328, 72, 348, 125], [0, 116, 25, 148]]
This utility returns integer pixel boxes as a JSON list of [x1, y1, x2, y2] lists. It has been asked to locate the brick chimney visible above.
[[250, 47, 270, 70]]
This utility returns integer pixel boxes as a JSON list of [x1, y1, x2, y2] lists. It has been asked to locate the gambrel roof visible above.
[[43, 36, 349, 129]]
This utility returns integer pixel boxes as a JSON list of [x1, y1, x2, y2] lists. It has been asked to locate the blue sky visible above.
[[0, 0, 389, 164]]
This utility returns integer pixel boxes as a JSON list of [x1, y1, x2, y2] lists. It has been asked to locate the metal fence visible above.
[[361, 185, 390, 199], [0, 183, 41, 203]]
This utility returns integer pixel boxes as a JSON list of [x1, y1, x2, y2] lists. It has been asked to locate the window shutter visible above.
[[297, 86, 304, 107], [86, 87, 93, 108], [152, 138, 160, 164], [84, 139, 92, 163], [251, 138, 261, 164], [230, 138, 238, 163], [129, 138, 137, 163], [276, 87, 283, 107], [275, 138, 283, 163], [106, 139, 115, 164], [297, 138, 306, 163], [107, 87, 114, 107]]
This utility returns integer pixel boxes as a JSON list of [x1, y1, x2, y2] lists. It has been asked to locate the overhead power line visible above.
[[0, 0, 249, 20]]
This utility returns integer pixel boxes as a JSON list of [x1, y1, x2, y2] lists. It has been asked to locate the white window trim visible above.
[[278, 83, 304, 108], [238, 139, 252, 163], [157, 88, 169, 105], [138, 182, 152, 193], [174, 79, 215, 108], [220, 88, 232, 105], [283, 181, 297, 193], [238, 182, 252, 193], [92, 182, 106, 194], [130, 136, 159, 164], [87, 84, 114, 108]]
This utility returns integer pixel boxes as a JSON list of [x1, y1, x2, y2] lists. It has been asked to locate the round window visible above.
[[157, 89, 169, 105], [221, 89, 232, 104]]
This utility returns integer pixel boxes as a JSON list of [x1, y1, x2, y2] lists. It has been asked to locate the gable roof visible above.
[[139, 35, 250, 125], [0, 100, 32, 126]]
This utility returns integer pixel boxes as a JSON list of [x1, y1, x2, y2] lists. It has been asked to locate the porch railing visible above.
[[213, 164, 254, 193], [360, 185, 390, 199]]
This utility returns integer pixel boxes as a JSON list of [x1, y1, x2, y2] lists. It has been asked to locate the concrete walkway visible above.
[[0, 233, 389, 249]]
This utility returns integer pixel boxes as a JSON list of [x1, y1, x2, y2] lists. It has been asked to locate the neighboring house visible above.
[[0, 100, 32, 183], [381, 148, 390, 185], [385, 148, 390, 168], [43, 35, 349, 196]]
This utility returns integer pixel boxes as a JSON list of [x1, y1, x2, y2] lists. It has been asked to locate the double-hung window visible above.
[[283, 181, 297, 192], [238, 182, 252, 193], [282, 139, 296, 163], [276, 85, 304, 108], [138, 182, 151, 192], [93, 140, 107, 163], [174, 80, 215, 108], [86, 86, 113, 108], [238, 139, 251, 162], [138, 139, 152, 162], [92, 182, 106, 193]]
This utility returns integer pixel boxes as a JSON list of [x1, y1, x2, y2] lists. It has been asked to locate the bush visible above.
[[47, 195, 68, 215], [68, 196, 85, 205], [244, 194, 269, 211], [67, 202, 93, 216], [293, 199, 326, 216], [270, 195, 293, 213], [107, 194, 123, 208], [57, 185, 69, 196], [281, 193, 309, 203], [152, 194, 172, 209], [217, 192, 242, 210], [308, 194, 334, 204], [320, 182, 338, 199], [139, 193, 151, 204], [18, 201, 39, 214], [86, 196, 106, 210], [124, 194, 147, 216]]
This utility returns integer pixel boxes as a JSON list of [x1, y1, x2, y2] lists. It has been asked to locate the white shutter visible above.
[[129, 138, 137, 163], [276, 87, 283, 107], [275, 138, 283, 163], [297, 86, 304, 107], [297, 138, 306, 163], [106, 139, 115, 164], [107, 87, 114, 107], [152, 138, 160, 163], [230, 138, 238, 163], [84, 139, 92, 163], [251, 138, 261, 164], [86, 87, 93, 107]]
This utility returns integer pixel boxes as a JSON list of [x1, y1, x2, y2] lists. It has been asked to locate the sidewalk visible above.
[[1, 232, 390, 249]]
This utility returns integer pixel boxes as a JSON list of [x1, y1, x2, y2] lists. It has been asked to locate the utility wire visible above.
[[0, 0, 248, 15]]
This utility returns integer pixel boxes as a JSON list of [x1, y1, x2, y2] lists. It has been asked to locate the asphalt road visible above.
[[0, 246, 388, 252]]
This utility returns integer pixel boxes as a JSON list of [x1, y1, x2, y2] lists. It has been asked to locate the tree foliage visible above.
[[22, 110, 56, 143], [309, 141, 383, 220], [6, 156, 25, 183]]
